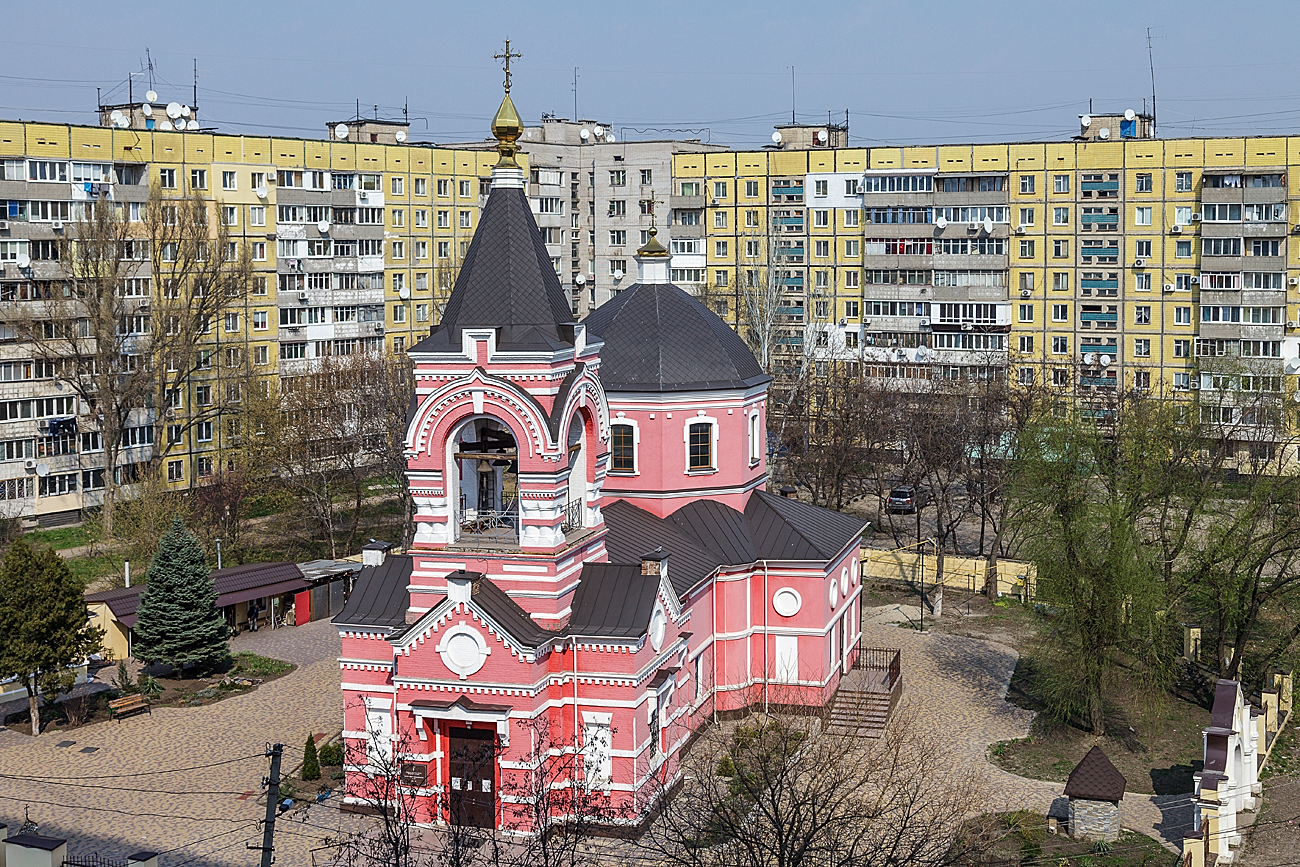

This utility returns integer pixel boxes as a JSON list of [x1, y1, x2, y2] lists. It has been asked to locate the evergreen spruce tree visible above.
[[302, 734, 321, 781], [0, 538, 104, 736], [133, 516, 228, 677]]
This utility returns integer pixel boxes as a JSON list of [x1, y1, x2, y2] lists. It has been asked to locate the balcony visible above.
[[1080, 343, 1118, 357], [1080, 245, 1119, 258], [1080, 376, 1118, 388], [1080, 213, 1119, 225], [1079, 312, 1118, 322], [1082, 180, 1119, 192], [1081, 278, 1119, 291]]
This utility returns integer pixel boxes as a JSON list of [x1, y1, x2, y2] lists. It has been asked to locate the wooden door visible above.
[[448, 728, 495, 828]]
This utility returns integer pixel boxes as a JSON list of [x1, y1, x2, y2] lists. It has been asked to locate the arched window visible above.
[[748, 410, 762, 465]]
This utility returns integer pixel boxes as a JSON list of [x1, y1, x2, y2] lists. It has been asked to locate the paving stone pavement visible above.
[[0, 619, 364, 866], [862, 615, 1184, 851]]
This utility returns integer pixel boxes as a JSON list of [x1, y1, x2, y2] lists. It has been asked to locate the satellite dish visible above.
[[1080, 114, 1092, 128], [606, 133, 615, 143], [317, 220, 330, 234], [16, 253, 30, 268], [118, 116, 131, 129], [593, 125, 604, 137], [579, 128, 590, 141], [815, 130, 826, 143], [1294, 391, 1300, 403], [935, 216, 948, 229], [181, 105, 191, 117], [255, 186, 268, 198], [982, 218, 994, 234], [141, 104, 153, 117], [335, 124, 349, 140], [186, 120, 200, 130], [110, 110, 123, 122], [1100, 354, 1112, 367], [145, 90, 158, 103], [771, 131, 782, 144], [395, 130, 406, 143], [915, 346, 928, 360], [1098, 127, 1111, 140], [166, 102, 182, 119], [613, 269, 624, 280], [35, 463, 49, 478], [1124, 108, 1136, 121], [159, 120, 174, 131], [575, 274, 586, 286], [1084, 353, 1097, 365]]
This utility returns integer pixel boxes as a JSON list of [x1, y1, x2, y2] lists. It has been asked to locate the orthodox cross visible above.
[[647, 188, 665, 228], [494, 39, 522, 94]]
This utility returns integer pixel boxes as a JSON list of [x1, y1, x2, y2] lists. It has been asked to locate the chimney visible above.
[[446, 570, 476, 604], [127, 853, 159, 867], [641, 548, 668, 583], [779, 485, 798, 499], [361, 540, 393, 567], [4, 834, 66, 867]]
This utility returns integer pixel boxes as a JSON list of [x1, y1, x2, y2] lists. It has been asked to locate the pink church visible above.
[[335, 87, 868, 830]]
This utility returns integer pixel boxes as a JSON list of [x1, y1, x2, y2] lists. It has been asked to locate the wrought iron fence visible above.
[[560, 499, 584, 532]]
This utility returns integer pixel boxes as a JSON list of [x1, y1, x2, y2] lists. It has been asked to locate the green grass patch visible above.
[[1261, 724, 1296, 780], [65, 554, 121, 586], [231, 652, 292, 677], [26, 525, 92, 550]]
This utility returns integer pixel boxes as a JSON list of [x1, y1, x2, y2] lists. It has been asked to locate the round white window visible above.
[[828, 577, 838, 607], [649, 605, 667, 652], [855, 560, 862, 585], [840, 566, 850, 595], [437, 625, 489, 679], [772, 587, 802, 618]]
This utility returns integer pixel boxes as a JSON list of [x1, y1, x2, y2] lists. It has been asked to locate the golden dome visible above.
[[491, 92, 522, 169], [637, 226, 669, 258]]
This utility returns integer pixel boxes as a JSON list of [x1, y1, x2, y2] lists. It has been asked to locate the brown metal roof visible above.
[[86, 562, 309, 628], [1063, 746, 1126, 802]]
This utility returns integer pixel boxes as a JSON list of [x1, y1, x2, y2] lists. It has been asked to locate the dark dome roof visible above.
[[583, 282, 770, 393]]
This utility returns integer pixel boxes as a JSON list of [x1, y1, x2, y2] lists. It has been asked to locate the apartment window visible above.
[[610, 229, 628, 247], [218, 170, 237, 191], [1018, 368, 1036, 386], [250, 310, 268, 332], [1130, 239, 1152, 260], [688, 422, 713, 471], [437, 241, 450, 259], [714, 210, 728, 229], [1052, 304, 1068, 322], [843, 239, 859, 257], [1019, 175, 1035, 194], [159, 168, 176, 189], [457, 180, 471, 197], [745, 210, 760, 228], [1174, 339, 1191, 358], [1051, 336, 1068, 354], [1052, 207, 1069, 226], [392, 241, 405, 260], [1134, 206, 1152, 227], [1174, 306, 1191, 325], [459, 210, 472, 229], [1052, 272, 1069, 292], [1052, 369, 1069, 387], [1053, 239, 1069, 259], [814, 240, 829, 258], [843, 209, 859, 228], [712, 181, 727, 198], [1134, 273, 1151, 292], [1018, 304, 1034, 323], [1019, 207, 1035, 227], [813, 179, 828, 197], [389, 208, 405, 228], [814, 210, 829, 228], [843, 270, 859, 289], [223, 312, 239, 334], [1019, 272, 1035, 292], [1134, 338, 1151, 357], [611, 423, 635, 473], [610, 259, 627, 276], [435, 178, 449, 197], [1019, 240, 1035, 258], [165, 460, 183, 482], [1018, 335, 1034, 353], [1135, 306, 1151, 325], [190, 169, 207, 190], [1053, 174, 1070, 194], [1175, 240, 1192, 258], [608, 200, 627, 217], [1176, 273, 1195, 292], [1175, 206, 1192, 226], [715, 241, 728, 257], [640, 169, 654, 186], [814, 299, 830, 318], [680, 182, 700, 196], [1136, 173, 1153, 193], [745, 180, 759, 198], [1175, 171, 1193, 192]]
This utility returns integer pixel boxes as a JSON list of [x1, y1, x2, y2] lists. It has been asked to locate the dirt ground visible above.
[[1237, 724, 1300, 866]]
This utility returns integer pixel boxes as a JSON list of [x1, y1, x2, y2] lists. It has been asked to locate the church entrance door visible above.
[[448, 727, 496, 828]]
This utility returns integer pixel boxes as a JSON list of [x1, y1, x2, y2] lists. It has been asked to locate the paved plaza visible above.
[[0, 619, 363, 866]]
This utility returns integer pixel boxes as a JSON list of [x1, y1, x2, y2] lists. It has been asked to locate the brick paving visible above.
[[0, 619, 363, 866], [862, 613, 1185, 851]]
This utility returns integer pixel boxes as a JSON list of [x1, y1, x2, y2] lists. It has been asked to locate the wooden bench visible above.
[[108, 694, 151, 722]]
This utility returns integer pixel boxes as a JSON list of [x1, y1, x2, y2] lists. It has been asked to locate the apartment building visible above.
[[680, 115, 1300, 453], [0, 111, 498, 524]]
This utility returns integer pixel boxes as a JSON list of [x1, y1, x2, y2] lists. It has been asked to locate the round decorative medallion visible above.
[[828, 577, 839, 607], [437, 625, 490, 679], [772, 587, 802, 618], [649, 604, 667, 652], [840, 566, 850, 595]]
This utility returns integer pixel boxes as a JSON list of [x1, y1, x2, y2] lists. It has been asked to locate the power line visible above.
[[0, 753, 265, 781]]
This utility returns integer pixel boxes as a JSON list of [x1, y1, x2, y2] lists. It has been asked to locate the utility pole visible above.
[[250, 743, 284, 867]]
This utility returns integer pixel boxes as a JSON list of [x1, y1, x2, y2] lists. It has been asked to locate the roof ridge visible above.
[[752, 489, 826, 554]]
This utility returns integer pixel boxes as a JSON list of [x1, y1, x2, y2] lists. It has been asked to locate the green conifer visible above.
[[302, 734, 320, 781], [132, 516, 228, 676]]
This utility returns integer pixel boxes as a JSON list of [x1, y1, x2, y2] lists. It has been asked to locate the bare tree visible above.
[[639, 706, 993, 867], [736, 225, 793, 377]]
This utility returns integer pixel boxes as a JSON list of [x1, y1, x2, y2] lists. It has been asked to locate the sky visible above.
[[4, 1, 1300, 149]]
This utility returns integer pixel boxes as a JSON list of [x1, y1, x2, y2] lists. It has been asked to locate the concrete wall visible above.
[[862, 547, 1036, 599], [1069, 798, 1119, 843]]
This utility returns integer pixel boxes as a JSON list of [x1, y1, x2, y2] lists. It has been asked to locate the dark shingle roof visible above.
[[87, 562, 311, 628], [414, 187, 575, 353], [1063, 746, 1127, 802], [86, 584, 145, 627], [744, 491, 868, 560], [603, 500, 729, 597], [463, 572, 553, 647], [333, 555, 413, 630], [582, 282, 771, 393], [566, 563, 659, 639]]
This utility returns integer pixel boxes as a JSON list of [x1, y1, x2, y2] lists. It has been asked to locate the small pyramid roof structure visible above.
[[1063, 745, 1127, 802]]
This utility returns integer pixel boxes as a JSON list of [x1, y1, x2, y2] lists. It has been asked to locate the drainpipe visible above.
[[712, 570, 718, 725], [573, 636, 579, 753], [762, 561, 769, 715]]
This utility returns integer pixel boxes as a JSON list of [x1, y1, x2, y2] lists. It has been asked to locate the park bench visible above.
[[108, 694, 151, 722]]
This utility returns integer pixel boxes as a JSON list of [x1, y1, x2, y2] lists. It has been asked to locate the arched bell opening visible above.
[[451, 417, 520, 545]]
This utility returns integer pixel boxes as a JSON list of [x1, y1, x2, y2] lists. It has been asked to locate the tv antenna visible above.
[[572, 67, 579, 120], [1146, 27, 1161, 136], [789, 65, 796, 124]]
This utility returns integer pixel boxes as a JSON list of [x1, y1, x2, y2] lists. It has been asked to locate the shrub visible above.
[[302, 734, 320, 781], [112, 660, 138, 694], [1090, 841, 1113, 854], [318, 742, 344, 766], [138, 676, 163, 699], [232, 652, 292, 677]]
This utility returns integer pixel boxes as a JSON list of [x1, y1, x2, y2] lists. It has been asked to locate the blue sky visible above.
[[4, 0, 1300, 147]]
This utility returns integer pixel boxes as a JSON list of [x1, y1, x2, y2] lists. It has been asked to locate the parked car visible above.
[[886, 485, 927, 514]]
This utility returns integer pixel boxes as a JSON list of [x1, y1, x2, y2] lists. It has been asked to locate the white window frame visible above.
[[683, 415, 719, 475]]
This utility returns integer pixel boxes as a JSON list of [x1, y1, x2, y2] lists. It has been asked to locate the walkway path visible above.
[[0, 619, 361, 866], [862, 613, 1188, 851]]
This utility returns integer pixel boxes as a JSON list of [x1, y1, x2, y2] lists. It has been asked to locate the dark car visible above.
[[886, 485, 926, 514]]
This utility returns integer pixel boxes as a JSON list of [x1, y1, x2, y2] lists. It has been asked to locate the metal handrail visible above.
[[560, 498, 584, 532]]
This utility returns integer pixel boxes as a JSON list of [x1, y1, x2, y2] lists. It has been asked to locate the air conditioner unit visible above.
[[1134, 258, 1145, 267], [1021, 289, 1032, 297], [266, 173, 276, 183], [1290, 277, 1300, 286], [1191, 276, 1200, 284], [918, 318, 929, 327], [51, 221, 63, 231], [297, 291, 309, 303], [1171, 225, 1182, 234], [966, 223, 978, 233], [372, 323, 384, 333], [23, 459, 35, 471], [1291, 224, 1300, 234], [811, 287, 823, 295], [1190, 381, 1201, 390], [1163, 283, 1175, 293], [961, 323, 973, 331], [1287, 320, 1298, 328], [0, 221, 8, 230], [1014, 226, 1025, 235], [1191, 213, 1202, 221], [359, 191, 368, 201]]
